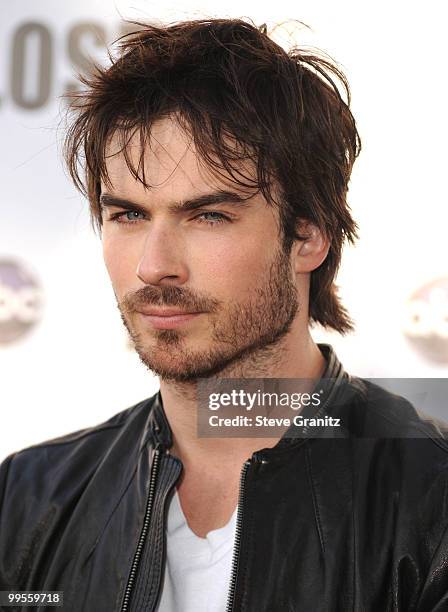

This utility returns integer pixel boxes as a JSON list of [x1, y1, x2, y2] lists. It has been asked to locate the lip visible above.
[[137, 309, 203, 330], [137, 307, 199, 317]]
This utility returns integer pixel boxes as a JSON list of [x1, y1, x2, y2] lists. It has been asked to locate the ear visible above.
[[291, 220, 330, 274]]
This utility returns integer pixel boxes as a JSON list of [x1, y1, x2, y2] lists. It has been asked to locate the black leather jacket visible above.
[[1, 344, 448, 612]]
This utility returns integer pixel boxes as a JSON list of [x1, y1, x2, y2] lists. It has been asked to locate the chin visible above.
[[138, 357, 209, 382], [133, 342, 235, 382]]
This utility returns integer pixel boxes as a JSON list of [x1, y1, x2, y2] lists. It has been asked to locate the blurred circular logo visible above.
[[0, 258, 44, 345], [403, 277, 448, 364]]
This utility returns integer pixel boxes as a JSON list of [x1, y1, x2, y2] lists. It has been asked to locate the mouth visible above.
[[136, 308, 204, 330]]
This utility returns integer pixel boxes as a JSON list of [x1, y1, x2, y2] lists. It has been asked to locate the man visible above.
[[1, 18, 448, 612]]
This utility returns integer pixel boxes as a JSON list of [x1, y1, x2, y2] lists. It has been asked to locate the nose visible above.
[[136, 222, 189, 286]]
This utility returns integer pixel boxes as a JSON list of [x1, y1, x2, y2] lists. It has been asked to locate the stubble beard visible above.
[[118, 245, 299, 382]]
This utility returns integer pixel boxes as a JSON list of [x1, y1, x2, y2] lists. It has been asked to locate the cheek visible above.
[[189, 234, 271, 296], [102, 237, 138, 293]]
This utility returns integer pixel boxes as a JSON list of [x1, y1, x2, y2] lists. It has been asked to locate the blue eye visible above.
[[196, 211, 228, 225], [109, 210, 145, 224], [107, 209, 231, 227], [124, 211, 145, 221]]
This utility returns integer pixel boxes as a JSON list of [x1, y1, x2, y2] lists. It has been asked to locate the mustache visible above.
[[120, 284, 220, 314]]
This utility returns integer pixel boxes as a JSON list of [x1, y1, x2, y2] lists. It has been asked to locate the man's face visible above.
[[101, 117, 300, 381]]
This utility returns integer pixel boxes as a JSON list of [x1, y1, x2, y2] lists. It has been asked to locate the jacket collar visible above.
[[145, 342, 349, 450], [315, 342, 345, 381]]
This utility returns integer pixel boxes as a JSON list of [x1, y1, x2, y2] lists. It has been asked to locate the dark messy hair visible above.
[[64, 18, 361, 334]]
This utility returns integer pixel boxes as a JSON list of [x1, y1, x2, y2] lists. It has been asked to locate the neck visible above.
[[159, 327, 327, 466]]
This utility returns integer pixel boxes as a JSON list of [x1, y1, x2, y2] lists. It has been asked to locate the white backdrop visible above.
[[1, 0, 448, 461]]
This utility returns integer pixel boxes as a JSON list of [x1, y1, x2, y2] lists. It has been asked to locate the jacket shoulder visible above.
[[0, 394, 159, 590], [0, 393, 158, 511], [341, 376, 448, 450], [338, 378, 448, 609]]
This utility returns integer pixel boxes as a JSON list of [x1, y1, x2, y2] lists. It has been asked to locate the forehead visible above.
[[103, 116, 255, 200]]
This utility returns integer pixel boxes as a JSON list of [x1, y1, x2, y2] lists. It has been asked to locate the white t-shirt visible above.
[[156, 490, 237, 612]]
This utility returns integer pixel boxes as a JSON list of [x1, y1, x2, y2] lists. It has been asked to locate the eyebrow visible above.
[[99, 190, 253, 215]]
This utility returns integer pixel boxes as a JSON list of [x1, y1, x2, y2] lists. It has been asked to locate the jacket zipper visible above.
[[118, 373, 341, 611], [121, 447, 258, 611], [225, 457, 253, 612], [120, 445, 162, 612]]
